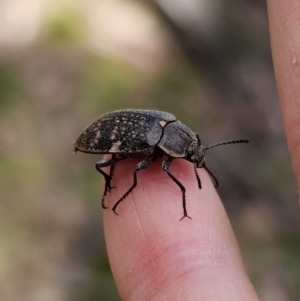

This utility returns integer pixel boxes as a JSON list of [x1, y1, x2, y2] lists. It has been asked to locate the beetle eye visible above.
[[187, 149, 194, 159]]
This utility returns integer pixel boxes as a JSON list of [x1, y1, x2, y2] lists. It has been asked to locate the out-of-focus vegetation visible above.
[[0, 0, 299, 300]]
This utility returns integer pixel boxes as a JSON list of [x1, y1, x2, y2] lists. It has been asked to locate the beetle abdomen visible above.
[[74, 110, 176, 154]]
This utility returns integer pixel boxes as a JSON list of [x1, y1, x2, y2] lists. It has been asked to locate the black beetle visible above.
[[74, 109, 248, 220]]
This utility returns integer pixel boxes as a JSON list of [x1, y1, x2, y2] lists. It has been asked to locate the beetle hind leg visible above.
[[162, 158, 191, 220], [95, 154, 126, 209]]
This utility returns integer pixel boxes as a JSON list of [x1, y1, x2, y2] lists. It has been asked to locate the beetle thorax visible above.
[[186, 141, 205, 167]]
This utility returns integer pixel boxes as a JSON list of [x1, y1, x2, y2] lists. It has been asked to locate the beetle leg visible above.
[[193, 163, 202, 189], [95, 155, 126, 209], [162, 158, 191, 220], [106, 154, 117, 189], [203, 163, 219, 188], [112, 156, 157, 215]]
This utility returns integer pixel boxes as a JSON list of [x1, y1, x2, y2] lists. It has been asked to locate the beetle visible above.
[[73, 109, 248, 220]]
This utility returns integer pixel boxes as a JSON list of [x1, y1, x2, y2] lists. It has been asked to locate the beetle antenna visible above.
[[205, 139, 249, 150]]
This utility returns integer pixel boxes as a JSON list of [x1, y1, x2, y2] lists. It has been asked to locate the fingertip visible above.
[[102, 157, 258, 300]]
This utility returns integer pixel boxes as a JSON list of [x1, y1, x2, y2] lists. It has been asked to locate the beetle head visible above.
[[186, 140, 205, 167]]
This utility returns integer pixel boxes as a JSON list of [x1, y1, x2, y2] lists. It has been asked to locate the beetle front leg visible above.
[[162, 158, 191, 220], [203, 163, 219, 188], [193, 163, 202, 189], [95, 154, 126, 209]]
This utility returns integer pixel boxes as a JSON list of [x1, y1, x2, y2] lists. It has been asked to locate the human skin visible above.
[[267, 0, 300, 186], [102, 1, 300, 300]]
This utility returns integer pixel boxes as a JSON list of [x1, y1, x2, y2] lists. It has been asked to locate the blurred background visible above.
[[0, 0, 299, 300]]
